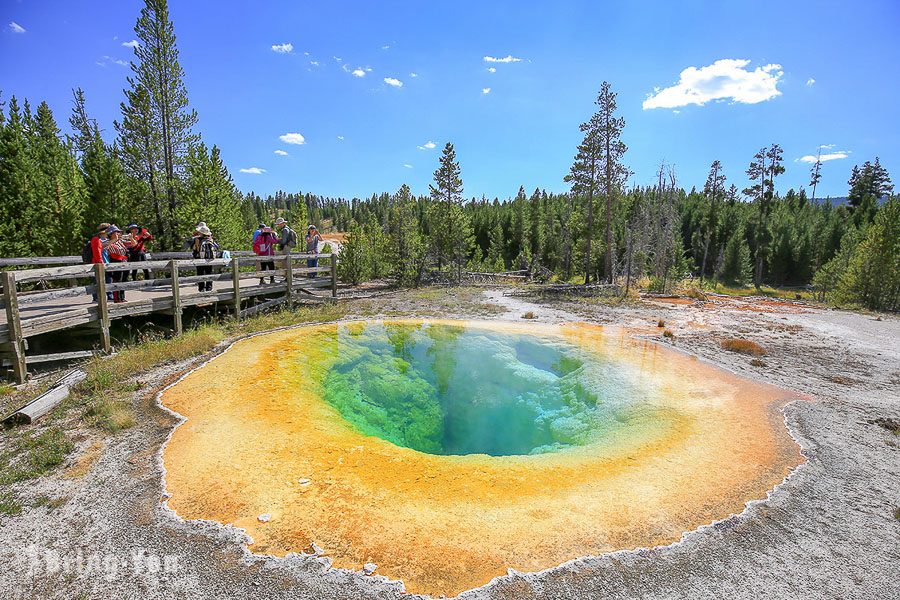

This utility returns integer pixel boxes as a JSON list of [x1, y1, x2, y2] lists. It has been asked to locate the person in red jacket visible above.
[[106, 225, 129, 303], [252, 226, 277, 285], [90, 223, 112, 302], [126, 223, 154, 281]]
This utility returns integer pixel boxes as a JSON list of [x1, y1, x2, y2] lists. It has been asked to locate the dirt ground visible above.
[[1, 286, 898, 600]]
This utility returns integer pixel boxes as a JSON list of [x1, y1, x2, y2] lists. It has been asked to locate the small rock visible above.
[[297, 478, 311, 486], [258, 514, 271, 523], [363, 563, 377, 575], [161, 492, 171, 499], [310, 542, 325, 556]]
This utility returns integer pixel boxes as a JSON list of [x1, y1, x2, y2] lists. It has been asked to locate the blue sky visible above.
[[2, 0, 898, 200]]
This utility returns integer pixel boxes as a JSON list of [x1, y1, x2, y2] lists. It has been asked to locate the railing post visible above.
[[231, 256, 241, 320], [170, 259, 182, 336], [330, 255, 338, 298], [94, 263, 112, 353], [2, 271, 27, 383], [284, 250, 293, 308]]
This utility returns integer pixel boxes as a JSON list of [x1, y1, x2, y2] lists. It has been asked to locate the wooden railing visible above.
[[0, 252, 338, 382]]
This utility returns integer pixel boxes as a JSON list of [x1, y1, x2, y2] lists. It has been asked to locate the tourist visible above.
[[274, 218, 297, 253], [191, 224, 217, 292], [305, 224, 320, 278], [252, 225, 278, 285], [106, 225, 129, 303], [89, 222, 112, 302], [251, 222, 265, 244], [125, 223, 154, 281]]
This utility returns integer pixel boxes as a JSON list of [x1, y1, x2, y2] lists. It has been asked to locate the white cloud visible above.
[[409, 72, 418, 78], [337, 135, 344, 141], [798, 151, 850, 163], [484, 55, 522, 63], [274, 150, 288, 156], [239, 167, 266, 174], [417, 141, 436, 150], [8, 21, 25, 34], [806, 77, 816, 86], [642, 59, 784, 110], [819, 143, 835, 149], [487, 67, 496, 73], [381, 44, 391, 50], [482, 87, 491, 95], [352, 68, 366, 77], [122, 40, 139, 48], [403, 164, 413, 169], [384, 77, 403, 87], [97, 56, 128, 67], [333, 56, 342, 62], [309, 60, 319, 66], [271, 43, 293, 54], [279, 132, 306, 145]]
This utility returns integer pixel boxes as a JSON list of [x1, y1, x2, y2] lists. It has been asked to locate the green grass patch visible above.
[[703, 282, 815, 300], [0, 490, 22, 516], [0, 427, 74, 485]]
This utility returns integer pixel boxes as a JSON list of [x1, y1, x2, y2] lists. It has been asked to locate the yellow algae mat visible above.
[[161, 320, 804, 596]]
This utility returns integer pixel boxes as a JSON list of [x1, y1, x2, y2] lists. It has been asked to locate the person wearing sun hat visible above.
[[274, 218, 297, 254], [124, 222, 154, 281], [190, 223, 218, 292], [106, 225, 130, 303]]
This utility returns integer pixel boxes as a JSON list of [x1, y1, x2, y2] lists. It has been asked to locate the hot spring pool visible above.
[[322, 321, 660, 457], [161, 320, 804, 596]]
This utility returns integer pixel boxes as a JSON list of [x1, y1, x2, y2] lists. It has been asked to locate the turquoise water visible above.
[[316, 322, 652, 457]]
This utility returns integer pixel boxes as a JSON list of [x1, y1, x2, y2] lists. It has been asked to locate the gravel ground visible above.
[[1, 287, 898, 600]]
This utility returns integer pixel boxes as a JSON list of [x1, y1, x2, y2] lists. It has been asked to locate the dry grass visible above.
[[720, 338, 768, 356], [522, 311, 536, 319], [663, 329, 675, 339], [750, 358, 767, 367], [680, 286, 708, 301], [657, 319, 665, 328]]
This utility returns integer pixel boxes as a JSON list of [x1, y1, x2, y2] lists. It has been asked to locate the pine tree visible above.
[[337, 223, 370, 285], [809, 149, 822, 202], [744, 143, 784, 287], [527, 187, 544, 270], [28, 101, 86, 255], [699, 160, 726, 281], [70, 88, 128, 237], [0, 97, 35, 257], [388, 184, 426, 286], [719, 226, 752, 285], [566, 81, 629, 283], [180, 143, 245, 249], [116, 0, 199, 249], [833, 198, 899, 310], [427, 142, 472, 281], [847, 157, 893, 227], [486, 219, 506, 271]]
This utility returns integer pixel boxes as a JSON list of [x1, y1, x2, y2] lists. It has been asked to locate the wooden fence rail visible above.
[[0, 252, 338, 382]]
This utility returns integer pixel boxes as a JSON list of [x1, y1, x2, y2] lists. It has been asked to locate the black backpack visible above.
[[81, 240, 93, 264], [199, 238, 216, 260]]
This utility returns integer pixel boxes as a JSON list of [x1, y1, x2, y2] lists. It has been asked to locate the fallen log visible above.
[[3, 368, 86, 425]]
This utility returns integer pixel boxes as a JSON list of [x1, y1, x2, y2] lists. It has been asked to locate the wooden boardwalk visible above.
[[0, 252, 338, 382]]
